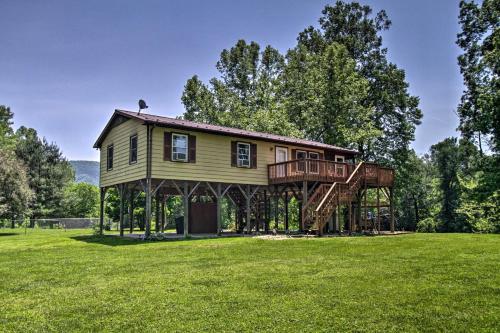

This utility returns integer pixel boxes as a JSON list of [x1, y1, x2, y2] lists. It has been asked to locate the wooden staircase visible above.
[[302, 162, 365, 234]]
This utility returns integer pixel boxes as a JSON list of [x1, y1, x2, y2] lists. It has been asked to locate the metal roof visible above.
[[94, 109, 359, 154]]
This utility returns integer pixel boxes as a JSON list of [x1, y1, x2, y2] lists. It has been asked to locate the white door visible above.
[[275, 147, 288, 177]]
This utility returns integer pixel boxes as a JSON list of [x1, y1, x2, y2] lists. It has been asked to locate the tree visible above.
[[0, 106, 33, 222], [61, 182, 99, 218], [0, 105, 16, 150], [457, 0, 499, 153], [182, 40, 301, 137], [393, 151, 436, 231], [15, 126, 74, 218], [283, 42, 380, 149], [296, 1, 422, 163], [0, 150, 33, 221]]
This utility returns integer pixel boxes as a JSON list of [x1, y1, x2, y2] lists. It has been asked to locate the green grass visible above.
[[0, 230, 498, 332]]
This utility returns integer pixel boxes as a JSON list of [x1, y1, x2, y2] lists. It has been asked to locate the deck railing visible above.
[[268, 159, 394, 186]]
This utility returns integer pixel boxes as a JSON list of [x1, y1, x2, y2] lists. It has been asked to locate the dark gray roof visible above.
[[94, 109, 358, 154]]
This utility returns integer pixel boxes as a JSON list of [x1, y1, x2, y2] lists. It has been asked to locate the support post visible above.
[[348, 202, 352, 236], [161, 195, 166, 232], [183, 182, 189, 237], [364, 187, 368, 231], [264, 190, 269, 233], [119, 184, 125, 237], [335, 206, 340, 234], [155, 191, 160, 233], [129, 189, 134, 233], [376, 186, 380, 233], [274, 190, 279, 230], [216, 183, 222, 235], [145, 179, 152, 238], [284, 191, 289, 233], [99, 187, 105, 235], [389, 187, 395, 233], [246, 185, 251, 234], [301, 180, 308, 231]]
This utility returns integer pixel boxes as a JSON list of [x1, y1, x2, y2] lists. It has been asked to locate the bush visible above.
[[417, 217, 438, 233]]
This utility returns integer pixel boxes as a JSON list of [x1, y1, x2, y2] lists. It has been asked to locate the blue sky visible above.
[[0, 0, 462, 161]]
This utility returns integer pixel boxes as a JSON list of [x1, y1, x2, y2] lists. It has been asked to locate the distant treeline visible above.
[[0, 106, 99, 221]]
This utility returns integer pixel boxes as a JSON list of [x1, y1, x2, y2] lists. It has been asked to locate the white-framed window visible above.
[[107, 144, 114, 171], [296, 150, 307, 172], [237, 142, 250, 168], [309, 152, 319, 174], [308, 152, 319, 160], [172, 133, 188, 162], [129, 134, 138, 164], [335, 155, 345, 163]]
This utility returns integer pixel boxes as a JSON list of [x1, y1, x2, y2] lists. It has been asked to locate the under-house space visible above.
[[94, 109, 395, 237]]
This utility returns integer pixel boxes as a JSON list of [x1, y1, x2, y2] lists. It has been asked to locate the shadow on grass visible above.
[[0, 233, 18, 237], [70, 234, 209, 246], [71, 235, 145, 247]]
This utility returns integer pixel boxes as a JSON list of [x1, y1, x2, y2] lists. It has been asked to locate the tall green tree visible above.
[[0, 105, 16, 150], [457, 0, 499, 153], [283, 43, 380, 148], [296, 1, 422, 163], [182, 40, 301, 137], [0, 150, 33, 221], [15, 126, 74, 218]]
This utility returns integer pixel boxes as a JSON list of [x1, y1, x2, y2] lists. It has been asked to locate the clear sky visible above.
[[1, 0, 463, 161]]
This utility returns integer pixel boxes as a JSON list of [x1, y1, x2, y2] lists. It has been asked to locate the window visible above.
[[237, 142, 250, 167], [309, 152, 319, 174], [172, 133, 188, 161], [129, 135, 138, 164], [335, 155, 345, 163], [308, 152, 319, 160], [107, 144, 114, 171], [296, 150, 307, 172]]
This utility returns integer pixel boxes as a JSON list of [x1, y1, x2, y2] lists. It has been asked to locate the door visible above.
[[275, 147, 288, 178], [309, 152, 319, 174]]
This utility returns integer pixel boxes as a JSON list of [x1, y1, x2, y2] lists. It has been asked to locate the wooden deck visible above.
[[268, 159, 394, 187]]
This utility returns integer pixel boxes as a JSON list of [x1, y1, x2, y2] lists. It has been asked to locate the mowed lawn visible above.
[[0, 230, 498, 332]]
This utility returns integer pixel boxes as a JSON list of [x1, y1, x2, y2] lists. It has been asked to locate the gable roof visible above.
[[94, 109, 358, 154]]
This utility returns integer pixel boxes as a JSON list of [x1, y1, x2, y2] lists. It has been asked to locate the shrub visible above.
[[417, 217, 438, 233]]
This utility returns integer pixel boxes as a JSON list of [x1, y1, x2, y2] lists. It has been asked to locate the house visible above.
[[94, 109, 395, 237]]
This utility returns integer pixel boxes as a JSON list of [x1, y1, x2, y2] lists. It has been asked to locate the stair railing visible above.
[[312, 162, 365, 232]]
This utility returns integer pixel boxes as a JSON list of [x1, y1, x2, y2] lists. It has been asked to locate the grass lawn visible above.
[[0, 230, 498, 332]]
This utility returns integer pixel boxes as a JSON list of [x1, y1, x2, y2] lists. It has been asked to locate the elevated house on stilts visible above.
[[94, 110, 395, 237]]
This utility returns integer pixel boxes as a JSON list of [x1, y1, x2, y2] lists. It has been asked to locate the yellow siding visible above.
[[151, 127, 323, 185], [99, 119, 147, 187]]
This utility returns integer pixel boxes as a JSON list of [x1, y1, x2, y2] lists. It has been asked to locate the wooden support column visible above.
[[301, 180, 308, 231], [129, 189, 134, 233], [161, 195, 166, 232], [99, 187, 106, 235], [119, 184, 125, 237], [389, 187, 395, 233], [216, 183, 222, 235], [264, 190, 269, 233], [348, 202, 352, 236], [155, 192, 160, 233], [364, 188, 368, 231], [145, 179, 152, 238], [376, 186, 381, 233], [274, 190, 279, 230], [246, 185, 251, 234], [356, 192, 362, 233], [284, 191, 289, 233], [335, 206, 340, 234], [183, 182, 189, 237]]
